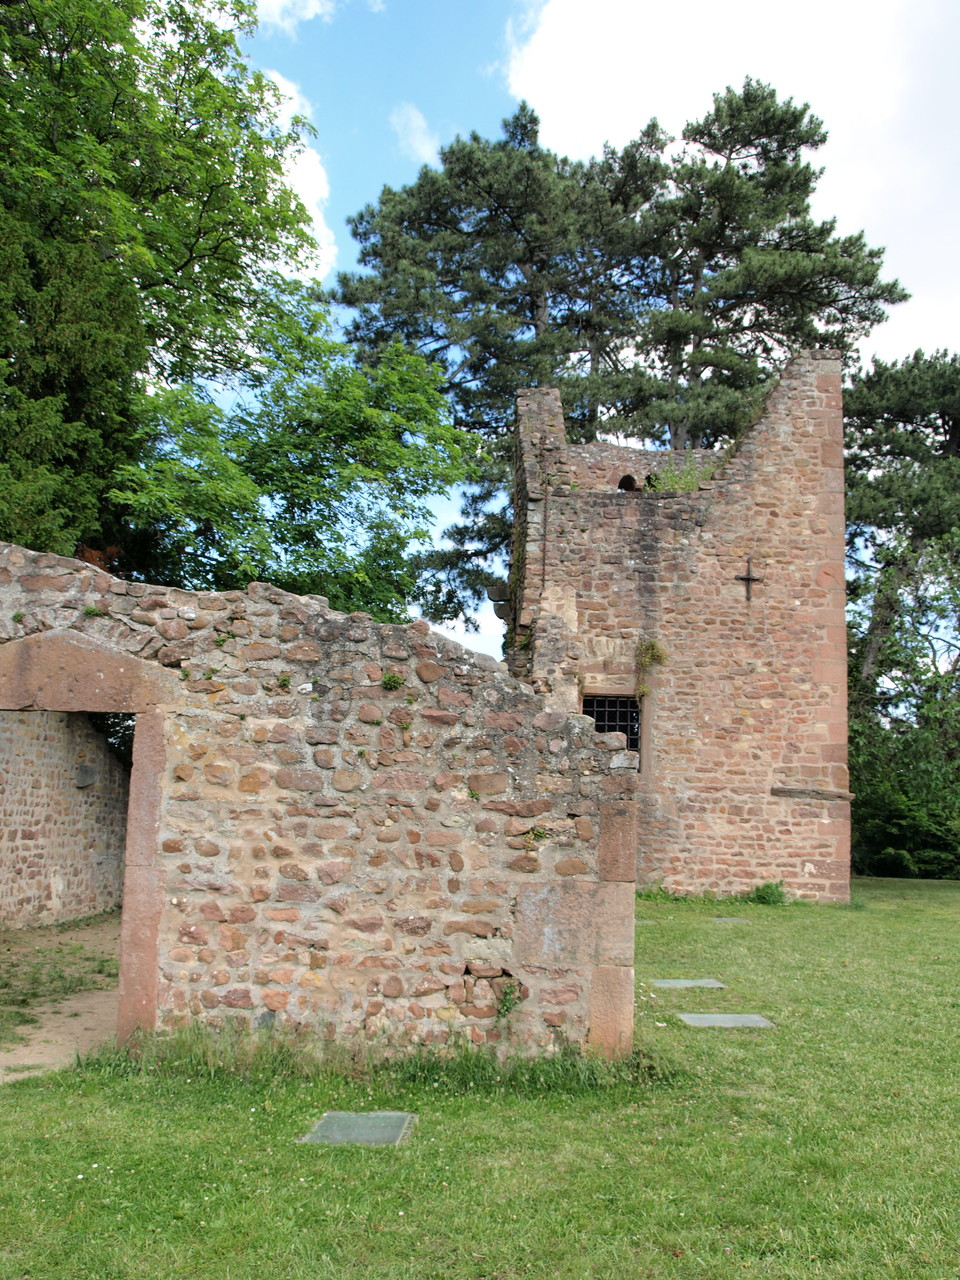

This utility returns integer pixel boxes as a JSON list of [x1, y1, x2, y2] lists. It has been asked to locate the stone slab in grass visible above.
[[298, 1111, 418, 1147], [711, 917, 749, 924], [651, 978, 726, 989], [678, 1013, 773, 1029]]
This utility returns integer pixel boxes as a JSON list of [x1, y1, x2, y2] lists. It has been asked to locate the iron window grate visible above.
[[582, 696, 640, 752]]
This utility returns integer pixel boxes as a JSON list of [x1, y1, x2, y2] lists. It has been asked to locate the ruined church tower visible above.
[[504, 351, 851, 902]]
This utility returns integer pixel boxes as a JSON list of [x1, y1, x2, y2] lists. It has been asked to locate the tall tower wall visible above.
[[508, 353, 850, 902]]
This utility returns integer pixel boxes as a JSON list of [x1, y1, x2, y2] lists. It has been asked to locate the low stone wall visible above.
[[0, 709, 128, 925], [0, 544, 638, 1055]]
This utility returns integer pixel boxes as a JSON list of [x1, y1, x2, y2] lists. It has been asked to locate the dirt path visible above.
[[0, 914, 121, 1084]]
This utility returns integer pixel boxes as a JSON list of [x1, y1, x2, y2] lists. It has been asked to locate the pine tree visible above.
[[338, 83, 906, 618]]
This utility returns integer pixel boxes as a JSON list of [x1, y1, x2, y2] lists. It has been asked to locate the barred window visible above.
[[582, 695, 640, 752]]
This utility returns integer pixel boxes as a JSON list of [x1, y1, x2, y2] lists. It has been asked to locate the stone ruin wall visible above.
[[507, 352, 850, 903], [0, 709, 128, 925], [0, 544, 638, 1056]]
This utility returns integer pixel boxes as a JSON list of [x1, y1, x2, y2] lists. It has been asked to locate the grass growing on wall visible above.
[[1, 879, 959, 1278]]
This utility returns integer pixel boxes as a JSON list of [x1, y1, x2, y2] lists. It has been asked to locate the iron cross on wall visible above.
[[735, 556, 764, 601]]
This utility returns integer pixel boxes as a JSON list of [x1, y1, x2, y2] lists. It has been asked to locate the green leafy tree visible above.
[[845, 352, 960, 875], [0, 0, 315, 560], [338, 83, 905, 618], [110, 291, 475, 618]]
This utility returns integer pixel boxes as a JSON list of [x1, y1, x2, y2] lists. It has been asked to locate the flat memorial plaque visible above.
[[299, 1111, 418, 1147], [677, 1013, 773, 1029], [651, 978, 726, 989], [711, 917, 749, 924]]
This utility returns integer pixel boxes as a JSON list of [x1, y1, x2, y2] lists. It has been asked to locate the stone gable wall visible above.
[[0, 544, 638, 1055], [0, 710, 128, 924], [507, 353, 850, 902]]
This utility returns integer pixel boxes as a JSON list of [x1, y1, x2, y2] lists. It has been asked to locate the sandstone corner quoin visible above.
[[0, 351, 850, 1054]]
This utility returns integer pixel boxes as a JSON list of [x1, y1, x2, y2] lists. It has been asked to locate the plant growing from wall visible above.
[[643, 457, 712, 493], [495, 979, 522, 1021], [635, 639, 667, 698]]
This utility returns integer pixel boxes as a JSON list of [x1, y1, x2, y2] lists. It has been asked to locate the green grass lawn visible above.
[[1, 878, 959, 1279]]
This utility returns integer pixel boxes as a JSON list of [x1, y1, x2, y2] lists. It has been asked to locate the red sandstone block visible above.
[[587, 966, 634, 1058], [515, 881, 633, 967], [555, 857, 589, 876], [484, 799, 553, 817], [508, 853, 541, 873], [598, 800, 637, 882], [443, 919, 494, 937], [466, 772, 508, 795], [433, 771, 464, 790], [275, 768, 327, 792], [221, 988, 253, 1008], [483, 712, 525, 730], [241, 643, 280, 660], [425, 831, 463, 848], [276, 883, 320, 902]]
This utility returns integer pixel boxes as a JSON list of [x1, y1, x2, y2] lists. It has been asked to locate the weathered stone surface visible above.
[[0, 710, 128, 925], [506, 354, 850, 904], [516, 882, 634, 967], [332, 769, 363, 792], [588, 966, 635, 1055], [285, 640, 323, 661], [0, 538, 641, 1058], [555, 857, 589, 876], [276, 769, 327, 792], [466, 772, 508, 796]]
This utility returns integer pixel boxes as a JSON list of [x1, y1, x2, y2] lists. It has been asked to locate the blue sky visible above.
[[245, 1, 521, 286], [238, 0, 960, 653]]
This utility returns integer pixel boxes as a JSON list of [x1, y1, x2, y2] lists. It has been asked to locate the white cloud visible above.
[[368, 0, 386, 11], [264, 68, 314, 130], [264, 70, 337, 279], [428, 605, 505, 661], [389, 102, 440, 166], [506, 0, 960, 364], [257, 0, 335, 37]]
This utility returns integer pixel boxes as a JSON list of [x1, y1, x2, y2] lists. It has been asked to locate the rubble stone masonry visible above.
[[0, 709, 128, 924], [507, 352, 850, 902], [0, 544, 638, 1056]]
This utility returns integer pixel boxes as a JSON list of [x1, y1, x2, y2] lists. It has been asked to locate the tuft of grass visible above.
[[83, 1023, 676, 1097], [740, 879, 787, 905], [843, 891, 868, 910], [636, 883, 710, 903], [381, 671, 405, 690]]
